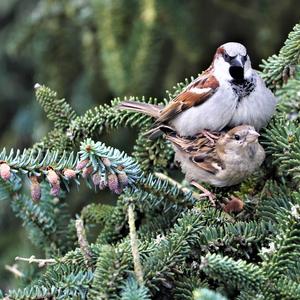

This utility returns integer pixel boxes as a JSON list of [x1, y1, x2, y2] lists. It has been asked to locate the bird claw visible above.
[[191, 181, 216, 206], [201, 129, 219, 144]]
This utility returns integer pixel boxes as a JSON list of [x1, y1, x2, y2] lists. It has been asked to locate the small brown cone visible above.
[[30, 176, 41, 202], [0, 163, 11, 181], [50, 184, 60, 197], [46, 169, 60, 186], [107, 173, 120, 193], [101, 157, 111, 167], [63, 169, 77, 180], [82, 166, 93, 179], [92, 173, 101, 186], [76, 159, 89, 170]]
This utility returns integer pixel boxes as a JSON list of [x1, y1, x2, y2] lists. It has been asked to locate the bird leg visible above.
[[190, 181, 216, 206], [200, 129, 219, 144]]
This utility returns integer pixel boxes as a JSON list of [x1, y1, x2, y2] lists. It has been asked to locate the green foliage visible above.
[[120, 277, 151, 300], [2, 10, 300, 300], [193, 288, 228, 300], [11, 184, 76, 254], [81, 203, 114, 225], [261, 23, 300, 90], [7, 267, 93, 300], [91, 0, 162, 96], [200, 253, 265, 292]]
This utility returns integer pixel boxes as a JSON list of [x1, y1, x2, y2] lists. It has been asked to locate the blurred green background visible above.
[[0, 0, 298, 291]]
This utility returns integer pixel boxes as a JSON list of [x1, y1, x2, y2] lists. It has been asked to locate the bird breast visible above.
[[170, 83, 237, 136], [229, 73, 277, 130]]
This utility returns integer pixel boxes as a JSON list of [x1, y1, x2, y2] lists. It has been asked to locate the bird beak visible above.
[[246, 130, 260, 143], [229, 55, 244, 81]]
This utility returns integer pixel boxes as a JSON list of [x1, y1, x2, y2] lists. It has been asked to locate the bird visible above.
[[161, 125, 265, 204], [118, 42, 277, 137]]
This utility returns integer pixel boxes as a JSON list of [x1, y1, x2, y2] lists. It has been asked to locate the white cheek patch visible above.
[[189, 87, 211, 94]]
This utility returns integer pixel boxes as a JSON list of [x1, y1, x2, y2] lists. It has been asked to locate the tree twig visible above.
[[75, 217, 92, 268], [128, 203, 144, 285], [154, 172, 202, 200], [5, 264, 24, 278], [15, 255, 56, 267]]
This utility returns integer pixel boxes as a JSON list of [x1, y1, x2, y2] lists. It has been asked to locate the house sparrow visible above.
[[162, 125, 265, 203], [118, 42, 276, 137]]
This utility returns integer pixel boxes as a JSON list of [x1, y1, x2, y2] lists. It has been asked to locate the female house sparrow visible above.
[[118, 42, 276, 137], [163, 125, 265, 203]]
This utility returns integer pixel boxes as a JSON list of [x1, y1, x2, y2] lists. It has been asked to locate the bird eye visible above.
[[242, 55, 247, 63], [223, 52, 232, 61], [234, 134, 240, 140]]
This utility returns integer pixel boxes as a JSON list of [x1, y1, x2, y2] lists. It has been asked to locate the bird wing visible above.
[[166, 130, 224, 174], [154, 70, 219, 125]]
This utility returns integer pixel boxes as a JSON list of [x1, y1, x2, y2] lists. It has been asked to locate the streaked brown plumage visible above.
[[162, 125, 265, 188]]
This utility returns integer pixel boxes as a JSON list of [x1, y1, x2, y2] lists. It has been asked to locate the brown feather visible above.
[[154, 73, 219, 125], [165, 129, 224, 175], [117, 101, 162, 119]]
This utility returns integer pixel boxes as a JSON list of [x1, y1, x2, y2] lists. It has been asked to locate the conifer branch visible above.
[[154, 172, 202, 200], [261, 23, 300, 89]]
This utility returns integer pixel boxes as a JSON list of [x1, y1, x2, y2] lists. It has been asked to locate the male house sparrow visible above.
[[118, 42, 276, 137], [162, 125, 265, 203]]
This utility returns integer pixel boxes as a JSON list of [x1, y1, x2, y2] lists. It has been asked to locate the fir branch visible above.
[[88, 244, 132, 300], [11, 194, 57, 250], [142, 210, 211, 292], [261, 203, 300, 279], [7, 267, 93, 300], [200, 253, 265, 292], [275, 276, 300, 300], [154, 172, 203, 201], [67, 96, 165, 142], [261, 23, 300, 89], [34, 84, 77, 130], [81, 203, 114, 225], [196, 220, 275, 259], [174, 275, 209, 300], [120, 277, 151, 300], [262, 117, 300, 182], [275, 68, 300, 116], [137, 173, 198, 208], [0, 137, 140, 200], [133, 133, 174, 172]]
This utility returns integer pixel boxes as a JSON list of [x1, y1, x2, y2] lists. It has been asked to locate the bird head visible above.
[[218, 125, 260, 152], [213, 42, 252, 83]]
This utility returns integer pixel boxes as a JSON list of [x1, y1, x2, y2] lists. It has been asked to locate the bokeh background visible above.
[[0, 0, 299, 290]]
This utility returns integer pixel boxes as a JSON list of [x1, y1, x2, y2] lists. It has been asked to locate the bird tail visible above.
[[145, 124, 176, 139], [117, 101, 162, 119]]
